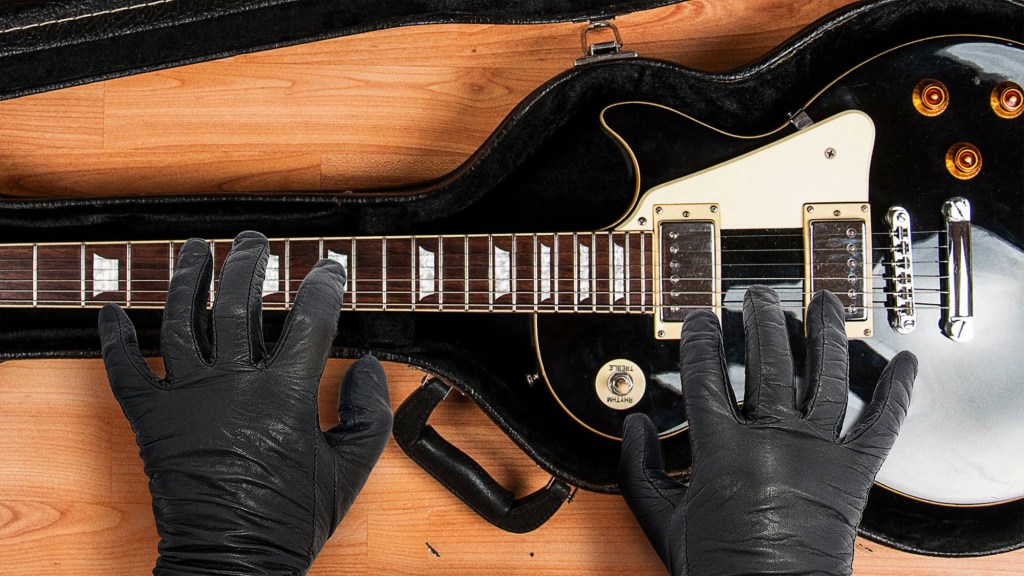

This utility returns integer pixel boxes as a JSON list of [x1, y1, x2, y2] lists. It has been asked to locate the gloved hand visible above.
[[98, 231, 392, 575], [619, 286, 917, 576]]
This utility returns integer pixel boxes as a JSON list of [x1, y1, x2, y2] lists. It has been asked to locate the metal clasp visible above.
[[574, 20, 637, 66]]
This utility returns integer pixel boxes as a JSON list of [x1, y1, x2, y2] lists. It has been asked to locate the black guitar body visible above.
[[0, 0, 1020, 555]]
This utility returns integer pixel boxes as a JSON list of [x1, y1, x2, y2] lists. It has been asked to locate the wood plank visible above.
[[0, 359, 1020, 574], [0, 0, 856, 196]]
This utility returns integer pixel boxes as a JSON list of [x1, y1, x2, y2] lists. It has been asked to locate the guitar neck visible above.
[[0, 232, 655, 314]]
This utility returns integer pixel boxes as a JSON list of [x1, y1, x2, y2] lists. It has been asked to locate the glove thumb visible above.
[[619, 413, 687, 572], [323, 355, 393, 520]]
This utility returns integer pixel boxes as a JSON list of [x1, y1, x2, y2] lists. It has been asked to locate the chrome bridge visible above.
[[886, 207, 917, 334]]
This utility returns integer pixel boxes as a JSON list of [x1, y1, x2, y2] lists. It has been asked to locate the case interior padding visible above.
[[0, 0, 1021, 556]]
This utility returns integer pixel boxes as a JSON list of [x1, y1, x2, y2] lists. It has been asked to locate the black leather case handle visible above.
[[394, 376, 573, 533]]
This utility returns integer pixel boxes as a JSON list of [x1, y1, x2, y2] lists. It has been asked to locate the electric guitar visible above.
[[0, 35, 1020, 512]]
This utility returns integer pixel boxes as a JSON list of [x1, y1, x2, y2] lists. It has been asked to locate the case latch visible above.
[[574, 20, 638, 66]]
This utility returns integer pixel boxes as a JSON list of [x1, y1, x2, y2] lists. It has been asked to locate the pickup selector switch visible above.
[[595, 359, 647, 410]]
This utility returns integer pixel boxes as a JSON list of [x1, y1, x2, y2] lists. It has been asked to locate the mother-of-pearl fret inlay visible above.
[[92, 253, 119, 296], [326, 249, 350, 290], [578, 242, 591, 303], [493, 245, 511, 298], [417, 245, 436, 300], [262, 254, 280, 296], [612, 241, 625, 302], [540, 243, 552, 301]]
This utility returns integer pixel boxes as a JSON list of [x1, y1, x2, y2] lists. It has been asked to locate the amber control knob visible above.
[[913, 79, 949, 116], [992, 81, 1023, 119], [946, 143, 982, 180]]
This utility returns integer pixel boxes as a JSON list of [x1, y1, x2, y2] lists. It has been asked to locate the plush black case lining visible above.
[[0, 0, 679, 100], [0, 0, 1021, 556]]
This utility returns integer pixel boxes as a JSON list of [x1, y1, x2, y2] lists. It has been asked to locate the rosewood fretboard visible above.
[[0, 233, 657, 313]]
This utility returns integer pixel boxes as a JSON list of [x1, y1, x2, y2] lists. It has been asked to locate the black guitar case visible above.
[[1, 0, 1021, 556]]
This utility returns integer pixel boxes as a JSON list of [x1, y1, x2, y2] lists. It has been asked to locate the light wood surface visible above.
[[0, 0, 1021, 573], [0, 0, 859, 196], [2, 360, 1022, 575]]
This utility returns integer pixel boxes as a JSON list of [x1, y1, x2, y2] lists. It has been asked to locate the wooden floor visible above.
[[0, 0, 1021, 573]]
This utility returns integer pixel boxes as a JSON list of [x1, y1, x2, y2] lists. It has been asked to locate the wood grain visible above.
[[0, 0, 857, 196], [0, 0, 1021, 573], [1, 360, 1021, 574]]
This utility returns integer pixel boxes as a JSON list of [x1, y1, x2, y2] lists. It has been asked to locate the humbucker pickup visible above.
[[652, 204, 722, 340], [803, 203, 873, 338]]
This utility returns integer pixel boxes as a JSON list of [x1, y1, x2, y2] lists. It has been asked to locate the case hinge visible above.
[[574, 20, 638, 66]]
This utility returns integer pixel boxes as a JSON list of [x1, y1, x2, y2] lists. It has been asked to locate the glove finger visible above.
[[801, 291, 850, 438], [844, 351, 917, 457], [619, 413, 687, 571], [99, 304, 161, 403], [269, 258, 345, 378], [680, 309, 742, 429], [741, 285, 797, 420], [324, 356, 393, 518], [212, 231, 269, 366], [160, 238, 213, 378]]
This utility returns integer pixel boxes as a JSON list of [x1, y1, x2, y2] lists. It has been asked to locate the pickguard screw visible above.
[[638, 217, 647, 225], [863, 328, 872, 337], [860, 205, 868, 212], [833, 210, 841, 217], [824, 147, 837, 159], [657, 330, 665, 337], [655, 207, 663, 214], [710, 206, 718, 213], [682, 211, 690, 218], [806, 206, 815, 213]]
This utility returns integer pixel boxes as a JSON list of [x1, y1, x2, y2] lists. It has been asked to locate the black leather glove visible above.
[[98, 231, 392, 575], [619, 286, 917, 576]]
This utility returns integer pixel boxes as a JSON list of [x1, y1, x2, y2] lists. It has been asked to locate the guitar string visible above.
[[0, 284, 950, 293], [0, 271, 952, 280], [0, 298, 946, 311]]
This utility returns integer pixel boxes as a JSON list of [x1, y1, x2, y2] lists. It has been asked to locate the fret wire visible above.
[[487, 234, 494, 312], [32, 244, 38, 308], [625, 232, 631, 314], [208, 241, 216, 307], [126, 242, 133, 308], [284, 239, 291, 308], [438, 237, 444, 307], [572, 233, 579, 313], [381, 237, 387, 309], [410, 236, 417, 312], [607, 231, 614, 312], [463, 236, 469, 311], [641, 232, 647, 314], [532, 234, 539, 313], [318, 238, 324, 260], [79, 243, 86, 307], [554, 234, 560, 312], [511, 234, 517, 311], [350, 238, 357, 310], [591, 232, 597, 313], [168, 241, 174, 288]]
